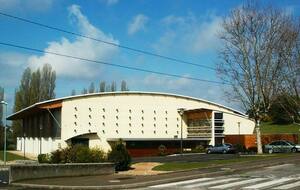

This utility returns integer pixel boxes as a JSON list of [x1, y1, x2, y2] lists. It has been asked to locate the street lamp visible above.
[[1, 100, 8, 165], [177, 108, 185, 155]]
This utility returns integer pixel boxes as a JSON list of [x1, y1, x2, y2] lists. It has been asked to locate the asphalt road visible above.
[[148, 163, 300, 189]]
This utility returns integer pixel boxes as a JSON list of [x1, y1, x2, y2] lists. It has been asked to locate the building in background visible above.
[[8, 92, 255, 157]]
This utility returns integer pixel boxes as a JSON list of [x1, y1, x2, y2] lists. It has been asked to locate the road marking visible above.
[[273, 181, 300, 189], [243, 178, 293, 189], [150, 178, 212, 188], [185, 178, 240, 188], [209, 178, 266, 189], [266, 164, 294, 169]]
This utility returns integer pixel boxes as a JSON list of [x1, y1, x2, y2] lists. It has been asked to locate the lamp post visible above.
[[177, 108, 185, 155], [1, 100, 8, 165], [237, 122, 241, 145]]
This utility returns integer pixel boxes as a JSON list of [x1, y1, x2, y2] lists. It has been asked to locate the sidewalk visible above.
[[11, 154, 300, 189]]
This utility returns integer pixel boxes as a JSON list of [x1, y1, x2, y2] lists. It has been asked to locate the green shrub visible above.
[[38, 154, 50, 163], [108, 139, 131, 171], [234, 144, 247, 153], [192, 145, 205, 153], [50, 149, 63, 163], [158, 144, 167, 156]]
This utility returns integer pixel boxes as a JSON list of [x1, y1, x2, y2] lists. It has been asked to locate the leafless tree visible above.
[[217, 2, 299, 153]]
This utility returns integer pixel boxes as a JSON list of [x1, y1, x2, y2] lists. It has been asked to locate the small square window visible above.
[[129, 123, 132, 127], [165, 131, 168, 134], [102, 130, 105, 134], [165, 110, 168, 114], [89, 108, 92, 112], [116, 109, 119, 112], [116, 130, 119, 134], [177, 117, 179, 121], [129, 109, 132, 113], [74, 107, 78, 111], [116, 123, 118, 127], [154, 110, 156, 114], [74, 114, 77, 118], [154, 117, 156, 121], [89, 115, 92, 119], [102, 108, 105, 112], [116, 116, 119, 119], [129, 130, 131, 134], [141, 116, 144, 120], [89, 122, 91, 126], [129, 116, 132, 120], [165, 117, 168, 121], [102, 115, 105, 119], [141, 123, 144, 127], [154, 123, 156, 127], [141, 130, 144, 134], [102, 122, 105, 126], [74, 129, 77, 132], [177, 131, 179, 134], [74, 122, 77, 126], [177, 124, 179, 128], [142, 110, 144, 113], [153, 130, 156, 134], [165, 124, 168, 127]]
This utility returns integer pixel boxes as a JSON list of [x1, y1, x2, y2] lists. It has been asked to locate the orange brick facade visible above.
[[225, 134, 299, 149]]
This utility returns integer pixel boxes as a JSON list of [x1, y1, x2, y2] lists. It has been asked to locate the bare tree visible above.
[[218, 2, 296, 153]]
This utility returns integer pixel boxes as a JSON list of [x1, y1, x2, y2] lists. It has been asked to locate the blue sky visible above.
[[0, 0, 299, 114]]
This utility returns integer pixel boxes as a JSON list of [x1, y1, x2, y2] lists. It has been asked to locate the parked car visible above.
[[264, 140, 300, 154], [206, 143, 236, 154]]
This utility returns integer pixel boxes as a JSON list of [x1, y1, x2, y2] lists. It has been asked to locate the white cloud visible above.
[[27, 4, 119, 79], [0, 0, 53, 12], [0, 52, 29, 67], [128, 14, 149, 35], [153, 14, 222, 54]]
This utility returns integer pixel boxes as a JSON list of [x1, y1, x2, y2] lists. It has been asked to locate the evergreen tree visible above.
[[40, 64, 56, 101], [88, 82, 95, 93], [99, 81, 106, 92], [71, 89, 76, 96], [111, 81, 117, 92], [121, 80, 129, 91]]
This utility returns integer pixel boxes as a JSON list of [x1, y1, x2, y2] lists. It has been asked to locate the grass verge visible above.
[[260, 122, 300, 134], [153, 154, 294, 171], [0, 151, 29, 161]]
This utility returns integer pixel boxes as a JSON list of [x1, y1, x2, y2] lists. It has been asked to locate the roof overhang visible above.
[[107, 138, 211, 141], [7, 100, 62, 120]]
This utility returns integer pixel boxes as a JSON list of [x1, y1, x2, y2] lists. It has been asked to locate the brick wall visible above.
[[225, 134, 299, 149]]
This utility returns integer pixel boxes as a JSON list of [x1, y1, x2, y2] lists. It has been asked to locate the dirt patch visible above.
[[118, 162, 169, 176]]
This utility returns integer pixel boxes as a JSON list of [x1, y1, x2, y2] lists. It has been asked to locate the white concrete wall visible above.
[[16, 137, 62, 155], [223, 112, 255, 135], [61, 93, 255, 151]]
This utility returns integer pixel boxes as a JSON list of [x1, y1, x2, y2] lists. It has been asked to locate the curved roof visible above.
[[7, 91, 246, 120]]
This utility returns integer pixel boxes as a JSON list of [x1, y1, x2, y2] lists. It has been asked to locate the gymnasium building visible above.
[[8, 92, 255, 157]]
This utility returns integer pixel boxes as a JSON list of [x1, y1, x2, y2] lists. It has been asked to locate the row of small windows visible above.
[[99, 130, 179, 134], [74, 107, 170, 115], [73, 128, 180, 135], [74, 122, 179, 128], [76, 115, 172, 121]]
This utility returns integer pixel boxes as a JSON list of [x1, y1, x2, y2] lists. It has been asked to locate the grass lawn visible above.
[[260, 122, 300, 134], [0, 151, 28, 161], [153, 154, 293, 171]]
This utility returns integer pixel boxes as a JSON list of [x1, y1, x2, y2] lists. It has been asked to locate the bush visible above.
[[108, 139, 131, 171], [50, 149, 63, 163], [60, 144, 106, 163], [38, 154, 50, 163], [192, 145, 205, 153], [234, 144, 247, 153], [158, 144, 167, 156]]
